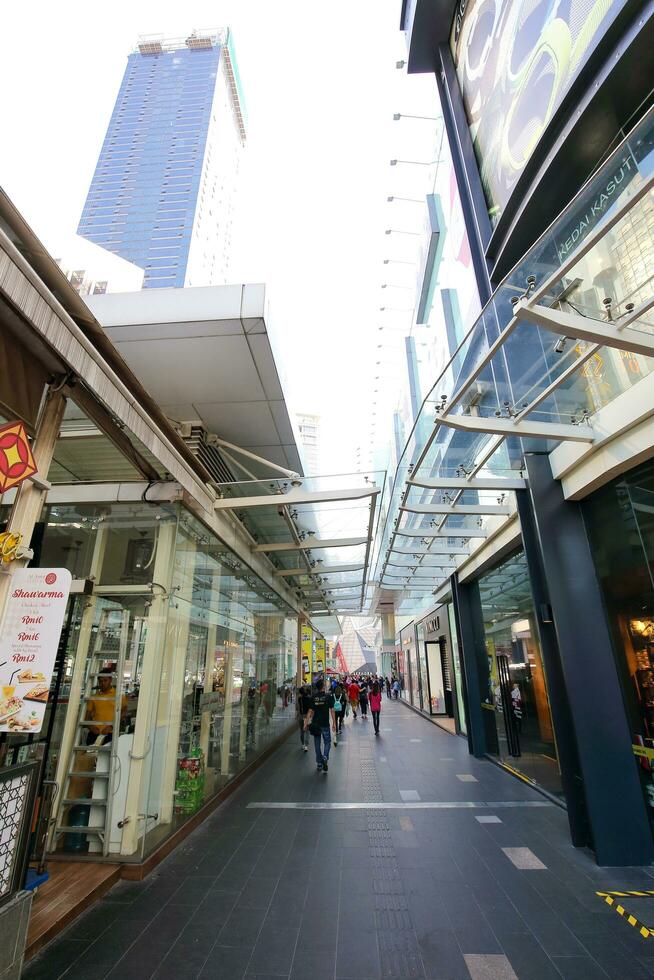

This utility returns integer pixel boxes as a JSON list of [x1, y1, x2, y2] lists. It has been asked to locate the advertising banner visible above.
[[314, 636, 325, 675], [0, 568, 72, 733], [301, 624, 313, 685], [450, 0, 629, 222]]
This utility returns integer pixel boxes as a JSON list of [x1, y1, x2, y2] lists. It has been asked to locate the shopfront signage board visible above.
[[0, 567, 72, 733], [0, 421, 38, 494], [301, 625, 312, 684], [314, 636, 325, 674]]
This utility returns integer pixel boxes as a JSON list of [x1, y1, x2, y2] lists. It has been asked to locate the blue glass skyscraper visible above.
[[78, 31, 246, 289]]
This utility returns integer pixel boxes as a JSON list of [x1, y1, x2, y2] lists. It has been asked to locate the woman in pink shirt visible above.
[[370, 681, 383, 735]]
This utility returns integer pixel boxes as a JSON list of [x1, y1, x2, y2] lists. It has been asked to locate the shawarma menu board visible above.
[[0, 568, 71, 733]]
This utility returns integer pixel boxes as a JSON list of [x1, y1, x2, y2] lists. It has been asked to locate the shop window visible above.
[[583, 458, 654, 818], [33, 502, 297, 864], [478, 550, 562, 798]]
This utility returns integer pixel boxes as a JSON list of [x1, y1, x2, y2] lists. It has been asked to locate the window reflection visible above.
[[479, 550, 562, 798]]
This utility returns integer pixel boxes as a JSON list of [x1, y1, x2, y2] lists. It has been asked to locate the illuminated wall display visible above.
[[450, 0, 629, 223]]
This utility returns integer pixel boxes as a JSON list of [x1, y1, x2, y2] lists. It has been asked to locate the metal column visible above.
[[451, 574, 497, 758], [516, 487, 590, 847]]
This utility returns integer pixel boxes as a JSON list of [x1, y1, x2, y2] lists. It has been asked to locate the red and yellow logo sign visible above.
[[0, 421, 37, 493]]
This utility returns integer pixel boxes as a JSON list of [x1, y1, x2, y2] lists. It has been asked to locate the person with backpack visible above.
[[332, 682, 345, 741], [370, 681, 382, 735], [304, 677, 336, 772]]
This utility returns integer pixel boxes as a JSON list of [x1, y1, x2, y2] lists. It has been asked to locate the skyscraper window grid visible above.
[[77, 30, 246, 289]]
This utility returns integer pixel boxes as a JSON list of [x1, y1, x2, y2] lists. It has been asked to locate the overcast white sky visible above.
[[0, 0, 438, 475]]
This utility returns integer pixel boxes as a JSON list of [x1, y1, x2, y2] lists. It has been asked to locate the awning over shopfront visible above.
[[80, 277, 390, 616], [86, 285, 305, 479], [375, 106, 654, 617]]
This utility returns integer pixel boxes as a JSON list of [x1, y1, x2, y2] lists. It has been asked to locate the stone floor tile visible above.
[[28, 701, 648, 980], [463, 953, 519, 980]]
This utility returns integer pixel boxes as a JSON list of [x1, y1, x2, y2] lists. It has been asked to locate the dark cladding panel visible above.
[[402, 0, 458, 71]]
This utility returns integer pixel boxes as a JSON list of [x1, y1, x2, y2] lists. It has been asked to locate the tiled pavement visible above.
[[24, 700, 654, 979]]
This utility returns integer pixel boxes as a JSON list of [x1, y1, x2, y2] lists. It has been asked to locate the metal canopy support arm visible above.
[[438, 412, 594, 443], [214, 485, 380, 510], [514, 301, 654, 358], [307, 582, 365, 592], [360, 487, 378, 608], [211, 437, 302, 481], [395, 527, 489, 539], [388, 545, 470, 558], [400, 502, 512, 516], [254, 536, 368, 553], [408, 476, 526, 490], [273, 563, 365, 577]]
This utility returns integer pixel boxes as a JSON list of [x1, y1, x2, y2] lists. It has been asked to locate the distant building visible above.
[[296, 412, 321, 474], [53, 236, 144, 296], [335, 618, 380, 674], [78, 30, 246, 289]]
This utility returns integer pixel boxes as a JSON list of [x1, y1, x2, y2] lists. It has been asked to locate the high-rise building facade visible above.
[[296, 412, 321, 474], [78, 30, 246, 289]]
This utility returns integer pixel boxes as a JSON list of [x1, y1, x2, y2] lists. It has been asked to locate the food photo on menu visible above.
[[17, 669, 46, 683], [0, 671, 49, 732]]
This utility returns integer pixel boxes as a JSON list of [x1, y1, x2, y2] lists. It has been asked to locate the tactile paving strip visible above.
[[359, 753, 424, 977]]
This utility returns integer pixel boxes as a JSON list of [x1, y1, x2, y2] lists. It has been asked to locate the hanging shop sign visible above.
[[301, 624, 313, 684], [0, 568, 72, 733], [314, 636, 326, 674], [425, 615, 441, 635], [0, 421, 38, 494], [553, 151, 637, 263]]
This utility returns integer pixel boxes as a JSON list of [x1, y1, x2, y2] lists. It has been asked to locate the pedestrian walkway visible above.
[[24, 701, 654, 979]]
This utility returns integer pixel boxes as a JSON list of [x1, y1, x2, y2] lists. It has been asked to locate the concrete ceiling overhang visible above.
[[87, 284, 304, 480]]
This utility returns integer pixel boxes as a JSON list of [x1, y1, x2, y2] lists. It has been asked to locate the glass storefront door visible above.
[[425, 641, 447, 714], [396, 649, 406, 698], [478, 551, 562, 798], [407, 647, 419, 706]]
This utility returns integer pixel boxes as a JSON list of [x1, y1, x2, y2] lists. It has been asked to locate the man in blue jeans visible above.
[[304, 678, 335, 772]]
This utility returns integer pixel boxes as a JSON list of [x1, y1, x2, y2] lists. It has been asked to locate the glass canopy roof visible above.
[[214, 470, 385, 617], [374, 105, 654, 615]]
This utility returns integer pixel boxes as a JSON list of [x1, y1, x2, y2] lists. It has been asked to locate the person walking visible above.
[[348, 678, 361, 720], [359, 680, 369, 720], [392, 678, 400, 700], [297, 684, 312, 752], [370, 681, 382, 735], [385, 676, 392, 699], [333, 682, 345, 741], [304, 678, 335, 772]]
